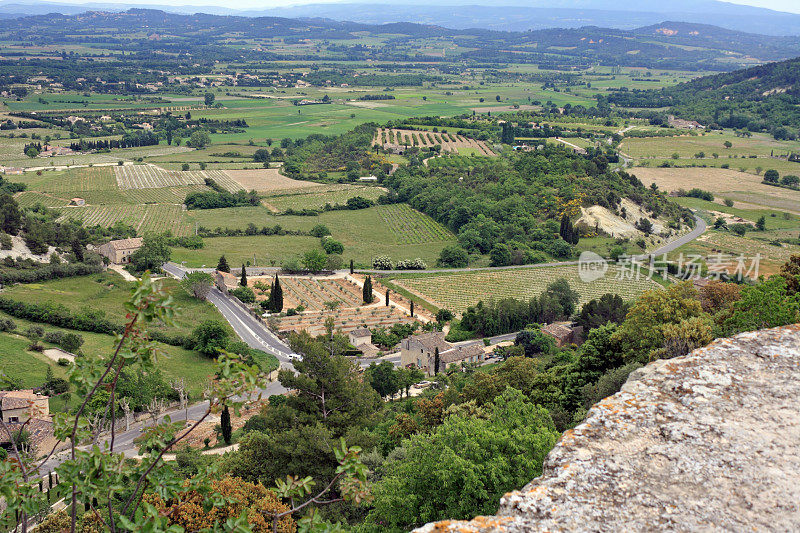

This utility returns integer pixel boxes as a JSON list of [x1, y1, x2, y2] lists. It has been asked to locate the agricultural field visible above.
[[120, 185, 210, 205], [665, 195, 800, 277], [12, 166, 118, 195], [114, 165, 243, 192], [393, 264, 662, 313], [621, 130, 800, 160], [637, 157, 800, 180], [223, 168, 324, 192], [264, 185, 385, 211], [671, 196, 800, 230], [56, 204, 192, 235], [632, 167, 800, 214], [14, 191, 69, 208], [374, 127, 496, 156], [376, 203, 455, 244], [145, 143, 262, 165], [174, 203, 456, 267]]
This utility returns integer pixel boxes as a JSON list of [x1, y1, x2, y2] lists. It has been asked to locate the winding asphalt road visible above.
[[161, 262, 298, 365]]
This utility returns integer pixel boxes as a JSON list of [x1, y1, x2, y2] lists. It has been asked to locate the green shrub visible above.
[[230, 286, 256, 304]]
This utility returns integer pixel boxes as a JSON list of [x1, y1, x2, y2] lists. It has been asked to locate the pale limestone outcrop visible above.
[[417, 324, 800, 532]]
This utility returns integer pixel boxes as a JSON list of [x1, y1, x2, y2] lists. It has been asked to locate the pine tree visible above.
[[217, 255, 230, 273], [434, 347, 440, 375], [363, 276, 373, 303], [220, 405, 232, 445], [240, 264, 247, 286]]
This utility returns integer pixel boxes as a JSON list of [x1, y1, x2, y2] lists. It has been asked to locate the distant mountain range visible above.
[[1, 0, 799, 35], [0, 9, 797, 71]]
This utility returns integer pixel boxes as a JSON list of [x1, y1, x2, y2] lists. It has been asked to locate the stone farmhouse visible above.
[[668, 115, 705, 130], [541, 322, 584, 348], [0, 390, 57, 456], [96, 237, 143, 264], [214, 270, 239, 292], [348, 327, 372, 347], [349, 327, 381, 357], [400, 331, 486, 376], [0, 389, 49, 424]]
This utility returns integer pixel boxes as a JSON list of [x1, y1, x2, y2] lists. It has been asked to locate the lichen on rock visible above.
[[416, 324, 800, 532]]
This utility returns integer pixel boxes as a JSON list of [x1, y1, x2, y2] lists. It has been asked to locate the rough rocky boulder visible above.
[[416, 324, 800, 532]]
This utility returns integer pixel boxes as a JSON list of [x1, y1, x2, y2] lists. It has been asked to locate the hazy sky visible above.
[[48, 0, 800, 15], [726, 0, 800, 13]]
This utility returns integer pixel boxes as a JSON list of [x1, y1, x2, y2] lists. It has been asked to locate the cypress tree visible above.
[[221, 405, 232, 445], [240, 264, 247, 286], [271, 274, 283, 312], [559, 214, 570, 242], [410, 300, 414, 317], [266, 274, 283, 312], [363, 276, 373, 303], [385, 289, 390, 306], [217, 255, 230, 273], [434, 347, 440, 375], [349, 259, 354, 274]]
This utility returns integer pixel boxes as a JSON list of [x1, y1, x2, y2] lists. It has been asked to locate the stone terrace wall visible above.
[[417, 324, 800, 532]]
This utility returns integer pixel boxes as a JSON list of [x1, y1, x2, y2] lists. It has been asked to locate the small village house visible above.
[[0, 390, 57, 456], [96, 237, 143, 264], [432, 344, 485, 375], [401, 331, 486, 376], [400, 331, 451, 370], [348, 327, 372, 347], [541, 322, 584, 348], [0, 389, 49, 424]]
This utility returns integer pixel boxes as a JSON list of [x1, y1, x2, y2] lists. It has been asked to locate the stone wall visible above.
[[417, 324, 800, 532]]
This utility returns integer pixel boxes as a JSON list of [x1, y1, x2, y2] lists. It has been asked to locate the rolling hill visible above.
[[608, 56, 800, 137]]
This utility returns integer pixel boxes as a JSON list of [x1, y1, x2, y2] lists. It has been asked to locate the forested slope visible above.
[[609, 56, 800, 138]]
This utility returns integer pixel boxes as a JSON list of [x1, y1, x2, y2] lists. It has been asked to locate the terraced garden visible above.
[[264, 277, 365, 311], [251, 275, 416, 336], [377, 203, 454, 244], [394, 264, 662, 313], [274, 306, 416, 337]]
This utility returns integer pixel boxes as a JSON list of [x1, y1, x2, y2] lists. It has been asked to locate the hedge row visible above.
[[0, 262, 103, 285], [0, 296, 194, 349]]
